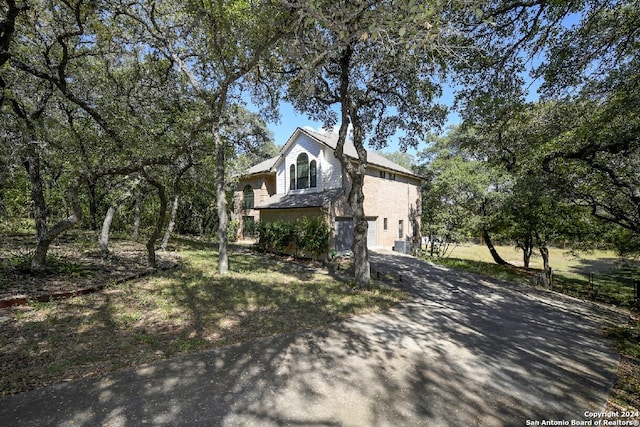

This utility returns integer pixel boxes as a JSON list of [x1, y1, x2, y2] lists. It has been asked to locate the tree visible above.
[[460, 0, 640, 257], [121, 0, 290, 274], [2, 0, 197, 270], [283, 0, 458, 288], [416, 129, 512, 264]]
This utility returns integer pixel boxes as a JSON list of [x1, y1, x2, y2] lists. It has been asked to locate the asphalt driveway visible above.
[[0, 250, 627, 426]]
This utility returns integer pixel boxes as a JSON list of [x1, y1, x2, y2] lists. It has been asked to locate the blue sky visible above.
[[264, 90, 461, 157], [262, 65, 545, 157]]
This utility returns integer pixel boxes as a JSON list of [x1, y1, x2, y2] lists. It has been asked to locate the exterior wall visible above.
[[362, 167, 422, 249], [233, 174, 276, 239], [259, 207, 325, 223], [322, 145, 343, 190], [275, 133, 344, 194], [277, 133, 324, 194], [233, 131, 423, 252], [328, 165, 422, 250]]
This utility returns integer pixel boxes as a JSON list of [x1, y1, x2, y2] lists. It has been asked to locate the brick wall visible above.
[[362, 169, 421, 249]]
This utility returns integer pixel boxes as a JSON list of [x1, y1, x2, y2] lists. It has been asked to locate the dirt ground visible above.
[[0, 234, 180, 304]]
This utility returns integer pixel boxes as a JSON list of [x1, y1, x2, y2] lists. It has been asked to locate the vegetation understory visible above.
[[0, 234, 405, 396]]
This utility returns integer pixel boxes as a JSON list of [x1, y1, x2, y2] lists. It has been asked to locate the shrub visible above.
[[256, 217, 330, 259], [227, 220, 239, 243]]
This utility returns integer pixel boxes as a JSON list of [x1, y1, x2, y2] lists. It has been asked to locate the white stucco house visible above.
[[233, 127, 422, 253]]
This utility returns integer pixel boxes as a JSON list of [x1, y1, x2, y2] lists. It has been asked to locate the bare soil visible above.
[[0, 234, 180, 304]]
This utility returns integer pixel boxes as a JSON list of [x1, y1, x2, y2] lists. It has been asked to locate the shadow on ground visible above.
[[0, 251, 627, 426]]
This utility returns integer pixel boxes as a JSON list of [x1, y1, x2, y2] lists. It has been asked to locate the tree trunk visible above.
[[141, 169, 167, 268], [87, 178, 98, 231], [132, 192, 141, 241], [24, 149, 47, 243], [539, 245, 551, 286], [482, 229, 511, 266], [332, 44, 371, 289], [99, 205, 117, 255], [160, 194, 179, 251], [31, 179, 83, 271], [349, 171, 370, 289], [0, 189, 7, 227], [214, 129, 229, 274], [161, 159, 192, 251]]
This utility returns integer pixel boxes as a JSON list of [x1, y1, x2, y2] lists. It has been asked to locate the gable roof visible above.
[[245, 156, 279, 175], [299, 128, 417, 177], [242, 127, 421, 179]]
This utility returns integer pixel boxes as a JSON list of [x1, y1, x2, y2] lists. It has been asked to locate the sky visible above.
[[264, 88, 461, 158]]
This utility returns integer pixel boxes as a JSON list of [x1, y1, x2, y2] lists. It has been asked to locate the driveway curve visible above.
[[0, 250, 627, 426]]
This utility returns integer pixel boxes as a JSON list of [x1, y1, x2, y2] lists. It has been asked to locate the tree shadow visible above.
[[0, 251, 627, 426]]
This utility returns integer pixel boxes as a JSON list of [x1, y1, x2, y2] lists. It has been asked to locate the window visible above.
[[379, 170, 386, 179], [243, 185, 254, 210], [398, 220, 404, 239], [383, 218, 388, 231], [296, 153, 309, 189], [389, 173, 396, 181], [310, 160, 317, 188], [289, 164, 296, 190]]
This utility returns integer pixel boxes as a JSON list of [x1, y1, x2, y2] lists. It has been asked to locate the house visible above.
[[233, 127, 423, 253]]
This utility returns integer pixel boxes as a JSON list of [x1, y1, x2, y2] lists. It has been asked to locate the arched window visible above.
[[243, 185, 254, 210], [289, 164, 296, 190], [296, 153, 309, 189], [310, 160, 317, 188]]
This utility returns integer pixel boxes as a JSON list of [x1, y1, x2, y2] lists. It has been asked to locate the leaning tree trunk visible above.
[[31, 179, 83, 271], [214, 129, 229, 274], [161, 159, 192, 251], [160, 194, 179, 251], [539, 245, 551, 286], [141, 169, 167, 268], [482, 229, 511, 266], [98, 205, 117, 255]]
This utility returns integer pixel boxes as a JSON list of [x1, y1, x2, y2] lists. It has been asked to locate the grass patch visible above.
[[604, 315, 640, 411], [0, 236, 406, 396]]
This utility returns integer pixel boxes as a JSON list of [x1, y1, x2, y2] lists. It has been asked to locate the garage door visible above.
[[334, 218, 377, 252]]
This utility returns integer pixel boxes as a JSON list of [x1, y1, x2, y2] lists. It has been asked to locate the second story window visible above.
[[310, 160, 317, 188], [243, 185, 254, 210], [290, 164, 296, 190], [296, 153, 309, 189]]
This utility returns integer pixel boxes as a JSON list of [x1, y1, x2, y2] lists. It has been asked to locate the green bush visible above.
[[255, 220, 296, 253], [227, 219, 239, 243], [256, 217, 330, 259]]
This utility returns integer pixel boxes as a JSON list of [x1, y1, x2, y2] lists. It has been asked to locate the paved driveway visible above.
[[0, 251, 626, 426]]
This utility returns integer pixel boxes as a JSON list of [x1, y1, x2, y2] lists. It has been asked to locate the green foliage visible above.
[[255, 220, 296, 254], [294, 216, 331, 257], [227, 219, 239, 243], [256, 217, 330, 259]]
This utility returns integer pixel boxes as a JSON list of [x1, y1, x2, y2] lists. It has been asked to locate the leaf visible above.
[[399, 26, 406, 37]]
